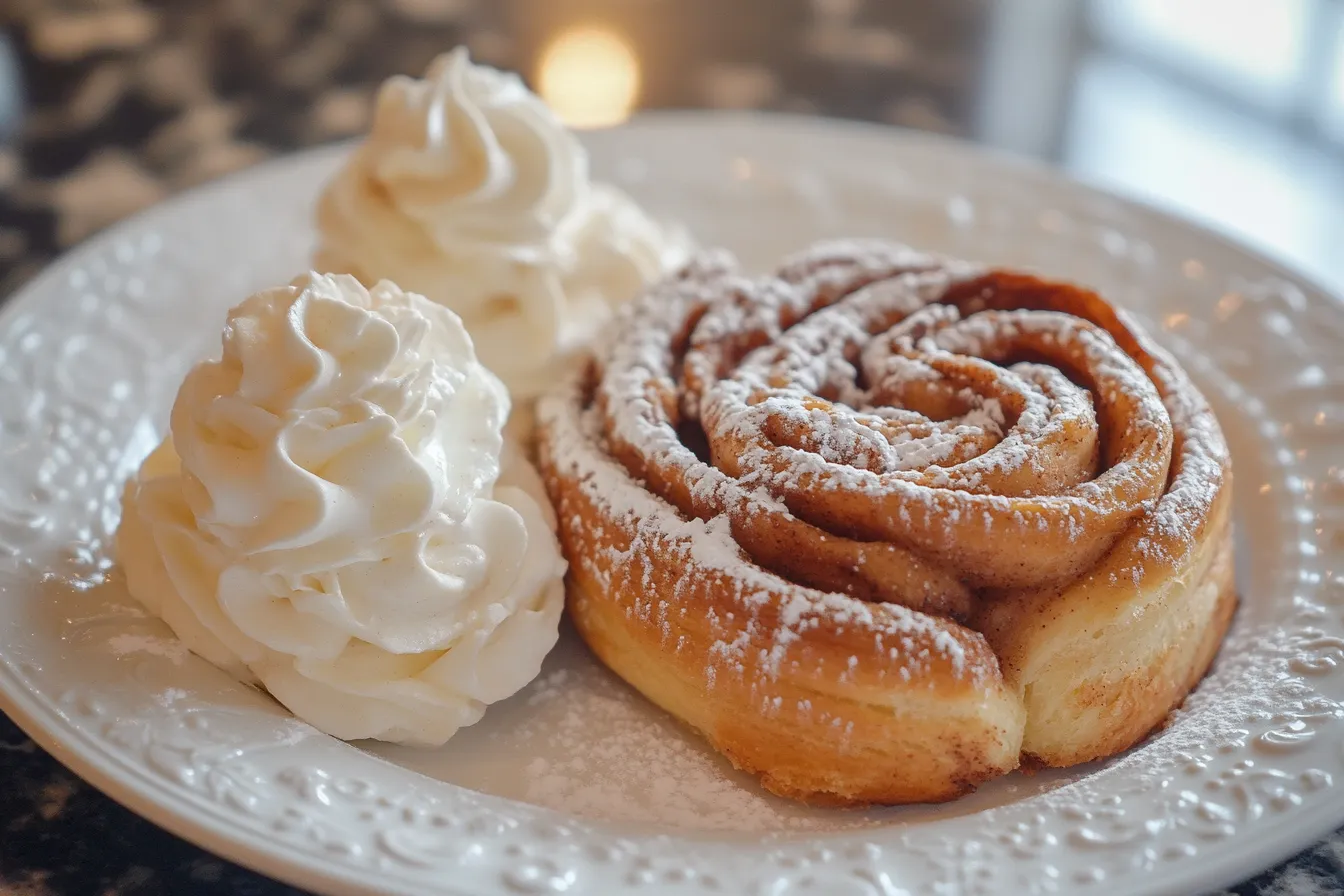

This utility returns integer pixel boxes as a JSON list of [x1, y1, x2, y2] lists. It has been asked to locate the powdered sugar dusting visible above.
[[376, 633, 1082, 832], [535, 237, 1232, 804], [108, 633, 190, 664], [550, 392, 981, 684], [541, 240, 1230, 679], [502, 664, 885, 832]]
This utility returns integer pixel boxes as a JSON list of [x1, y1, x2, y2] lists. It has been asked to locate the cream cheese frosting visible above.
[[116, 272, 566, 745], [313, 47, 694, 406]]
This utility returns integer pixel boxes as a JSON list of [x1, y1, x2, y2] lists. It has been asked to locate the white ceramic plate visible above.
[[1, 112, 1342, 896]]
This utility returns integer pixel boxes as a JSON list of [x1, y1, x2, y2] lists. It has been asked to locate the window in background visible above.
[[1060, 0, 1344, 293], [1089, 0, 1313, 111], [1064, 55, 1344, 291], [1085, 0, 1344, 145], [1327, 13, 1344, 138]]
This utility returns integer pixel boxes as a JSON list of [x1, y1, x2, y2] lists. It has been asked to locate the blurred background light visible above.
[[536, 25, 641, 129]]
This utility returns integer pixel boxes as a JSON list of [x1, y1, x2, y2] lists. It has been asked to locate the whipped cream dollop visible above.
[[314, 47, 694, 406], [117, 272, 566, 745]]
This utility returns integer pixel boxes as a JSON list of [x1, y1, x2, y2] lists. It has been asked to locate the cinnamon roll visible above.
[[536, 240, 1235, 805]]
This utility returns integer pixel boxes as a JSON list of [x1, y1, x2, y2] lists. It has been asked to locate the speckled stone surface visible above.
[[0, 2, 1341, 894]]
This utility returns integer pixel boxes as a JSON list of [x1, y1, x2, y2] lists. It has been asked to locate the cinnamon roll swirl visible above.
[[536, 240, 1235, 805]]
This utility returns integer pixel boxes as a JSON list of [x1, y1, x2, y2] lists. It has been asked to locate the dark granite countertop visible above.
[[1, 1, 1343, 893]]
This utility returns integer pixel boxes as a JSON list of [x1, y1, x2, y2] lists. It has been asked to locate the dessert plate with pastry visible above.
[[0, 48, 1340, 896]]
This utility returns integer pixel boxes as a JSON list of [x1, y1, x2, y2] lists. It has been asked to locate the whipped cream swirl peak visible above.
[[117, 272, 566, 745], [358, 47, 585, 246], [315, 47, 695, 406]]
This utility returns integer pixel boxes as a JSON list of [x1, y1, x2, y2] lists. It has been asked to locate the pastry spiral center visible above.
[[592, 242, 1185, 619]]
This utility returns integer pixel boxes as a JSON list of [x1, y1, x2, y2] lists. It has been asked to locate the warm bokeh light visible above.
[[536, 26, 641, 129]]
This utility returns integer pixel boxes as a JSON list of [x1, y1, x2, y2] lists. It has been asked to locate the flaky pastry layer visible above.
[[537, 240, 1236, 804]]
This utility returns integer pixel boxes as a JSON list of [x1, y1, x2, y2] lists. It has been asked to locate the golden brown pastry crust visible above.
[[536, 240, 1235, 805]]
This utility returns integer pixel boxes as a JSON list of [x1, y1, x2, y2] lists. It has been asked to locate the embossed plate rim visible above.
[[0, 111, 1341, 896]]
